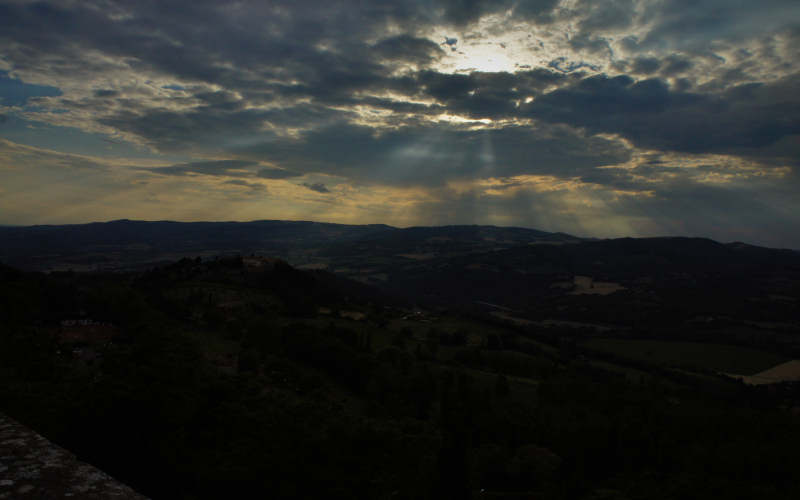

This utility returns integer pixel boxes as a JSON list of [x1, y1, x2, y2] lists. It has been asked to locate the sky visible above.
[[0, 1, 798, 247]]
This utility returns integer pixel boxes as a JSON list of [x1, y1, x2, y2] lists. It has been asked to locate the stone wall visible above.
[[0, 413, 147, 499]]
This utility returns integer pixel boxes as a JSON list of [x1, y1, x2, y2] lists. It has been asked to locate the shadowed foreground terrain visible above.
[[0, 413, 146, 499], [1, 224, 800, 499]]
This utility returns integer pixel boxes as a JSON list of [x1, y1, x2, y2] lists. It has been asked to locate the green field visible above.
[[582, 338, 788, 375]]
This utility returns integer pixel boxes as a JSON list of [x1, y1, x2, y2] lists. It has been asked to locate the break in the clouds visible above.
[[0, 1, 798, 247]]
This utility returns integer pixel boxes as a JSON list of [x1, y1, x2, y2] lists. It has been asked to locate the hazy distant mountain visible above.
[[0, 219, 393, 251], [0, 219, 391, 271], [0, 219, 581, 271]]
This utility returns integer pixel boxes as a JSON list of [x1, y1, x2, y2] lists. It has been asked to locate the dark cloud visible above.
[[438, 0, 513, 26], [0, 1, 409, 111], [618, 35, 640, 52], [659, 54, 693, 76], [93, 89, 119, 98], [302, 182, 331, 193], [568, 34, 612, 55], [239, 122, 631, 187], [639, 0, 800, 50], [527, 73, 800, 162], [511, 0, 561, 23], [631, 57, 661, 74], [371, 35, 444, 65], [99, 106, 272, 153], [426, 68, 567, 119], [672, 77, 692, 92], [419, 71, 475, 101], [94, 66, 565, 150], [0, 0, 561, 102], [575, 0, 637, 32]]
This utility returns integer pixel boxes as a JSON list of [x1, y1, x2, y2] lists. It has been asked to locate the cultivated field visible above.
[[582, 338, 788, 375], [570, 275, 626, 295], [726, 360, 800, 385]]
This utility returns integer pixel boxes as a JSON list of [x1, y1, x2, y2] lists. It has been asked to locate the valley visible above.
[[1, 221, 800, 499]]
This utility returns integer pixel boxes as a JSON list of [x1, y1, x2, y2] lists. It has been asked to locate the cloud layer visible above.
[[0, 1, 798, 246]]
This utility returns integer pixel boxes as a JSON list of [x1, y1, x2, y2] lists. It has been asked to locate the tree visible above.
[[494, 374, 510, 397]]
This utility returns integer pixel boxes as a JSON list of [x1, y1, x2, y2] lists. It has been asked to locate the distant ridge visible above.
[[0, 219, 580, 271], [3, 219, 796, 275]]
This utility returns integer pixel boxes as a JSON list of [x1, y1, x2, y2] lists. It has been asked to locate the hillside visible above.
[[2, 223, 800, 498], [0, 220, 579, 272], [1, 255, 799, 499]]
